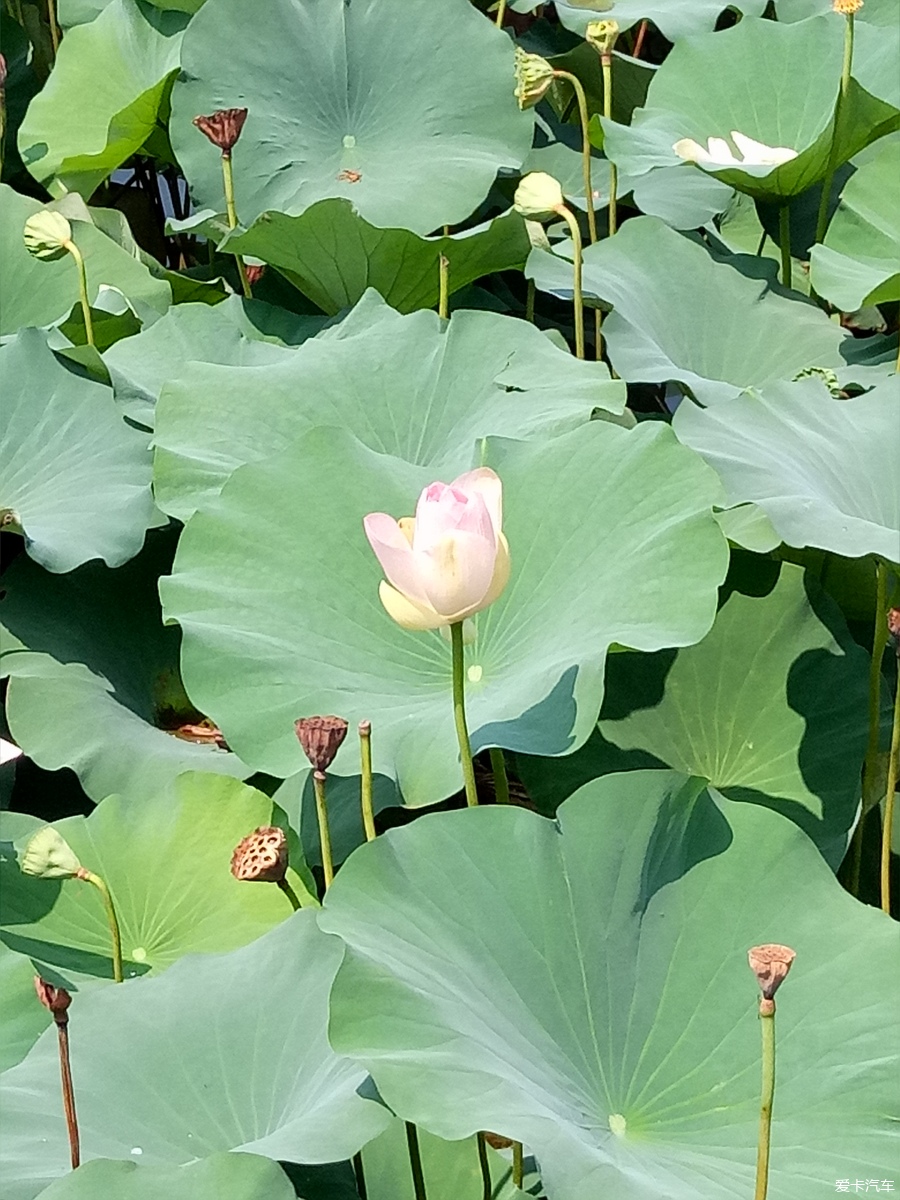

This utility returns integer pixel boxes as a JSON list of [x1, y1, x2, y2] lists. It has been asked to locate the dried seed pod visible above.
[[513, 46, 554, 111], [748, 944, 796, 1000], [230, 826, 288, 883], [34, 977, 73, 1022], [482, 1132, 514, 1150], [192, 107, 248, 153], [295, 716, 349, 772]]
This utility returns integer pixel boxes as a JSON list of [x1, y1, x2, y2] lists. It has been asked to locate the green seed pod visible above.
[[20, 827, 82, 879]]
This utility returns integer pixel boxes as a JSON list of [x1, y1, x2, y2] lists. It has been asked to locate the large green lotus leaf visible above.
[[152, 292, 626, 521], [810, 136, 900, 311], [18, 0, 186, 198], [526, 217, 847, 404], [0, 772, 315, 982], [0, 914, 390, 1200], [222, 201, 531, 316], [103, 296, 323, 424], [0, 943, 51, 1073], [161, 423, 727, 805], [34, 1155, 296, 1200], [601, 16, 899, 201], [673, 376, 900, 559], [0, 535, 251, 803], [776, 0, 896, 24], [0, 187, 170, 336], [518, 565, 870, 866], [0, 330, 157, 572], [321, 772, 900, 1200], [555, 0, 766, 39], [170, 0, 532, 236]]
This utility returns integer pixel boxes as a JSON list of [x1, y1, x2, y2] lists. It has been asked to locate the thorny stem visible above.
[[554, 204, 585, 359], [359, 720, 376, 843], [814, 11, 855, 249], [64, 240, 95, 348], [221, 150, 252, 299], [451, 621, 479, 807], [489, 748, 510, 805], [778, 203, 792, 289], [405, 1121, 428, 1200], [57, 1021, 80, 1169], [753, 998, 776, 1200], [276, 878, 302, 912], [512, 1140, 524, 1188], [78, 870, 122, 982], [313, 770, 335, 888], [476, 1133, 492, 1200], [863, 561, 888, 813], [880, 661, 900, 915]]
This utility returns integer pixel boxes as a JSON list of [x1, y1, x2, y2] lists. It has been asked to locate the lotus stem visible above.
[[600, 53, 617, 239], [438, 242, 450, 319], [77, 869, 122, 982], [450, 621, 479, 807], [58, 1019, 79, 1167], [221, 150, 252, 299], [276, 878, 302, 911], [489, 748, 510, 804], [353, 1151, 369, 1198], [512, 1140, 524, 1188], [525, 278, 535, 324], [551, 71, 597, 244], [476, 1133, 492, 1200], [47, 0, 61, 55], [359, 719, 376, 843], [863, 561, 888, 814], [632, 18, 648, 59], [778, 204, 792, 289], [814, 10, 855, 248], [553, 204, 585, 359], [405, 1121, 428, 1200], [64, 240, 95, 348], [313, 770, 335, 888], [754, 998, 776, 1200], [494, 0, 506, 27], [880, 655, 900, 915]]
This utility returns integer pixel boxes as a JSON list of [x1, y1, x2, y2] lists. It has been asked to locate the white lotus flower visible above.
[[673, 131, 798, 169]]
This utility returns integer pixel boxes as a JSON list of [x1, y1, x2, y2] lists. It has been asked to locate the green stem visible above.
[[555, 204, 585, 359], [494, 0, 506, 26], [65, 241, 94, 348], [450, 621, 479, 808], [221, 150, 252, 299], [276, 877, 301, 912], [863, 561, 888, 812], [313, 770, 335, 888], [405, 1122, 428, 1200], [753, 1001, 776, 1200], [47, 0, 61, 55], [880, 665, 900, 915], [778, 203, 792, 289], [359, 719, 376, 843], [814, 12, 854, 248], [601, 54, 617, 238], [476, 1133, 492, 1200], [489, 748, 510, 805], [438, 243, 449, 319], [551, 71, 597, 245], [80, 870, 122, 982], [353, 1151, 368, 1199], [512, 1141, 524, 1188], [525, 278, 535, 324]]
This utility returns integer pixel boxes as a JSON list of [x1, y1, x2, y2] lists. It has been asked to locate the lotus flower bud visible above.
[[585, 19, 620, 58], [748, 944, 796, 1006], [23, 210, 73, 261], [513, 47, 555, 110], [513, 172, 564, 219], [295, 716, 349, 771], [21, 827, 82, 879], [34, 977, 72, 1022], [364, 468, 510, 632], [192, 107, 248, 153], [230, 826, 288, 883], [244, 263, 266, 286]]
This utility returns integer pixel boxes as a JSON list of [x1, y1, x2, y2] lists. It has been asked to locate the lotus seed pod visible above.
[[482, 1132, 514, 1150], [34, 977, 73, 1021], [23, 210, 73, 261], [748, 943, 796, 1000], [513, 172, 564, 219], [21, 827, 82, 879], [585, 18, 620, 57], [295, 715, 349, 772], [192, 107, 248, 153], [832, 0, 863, 12], [230, 825, 288, 883], [513, 47, 555, 110]]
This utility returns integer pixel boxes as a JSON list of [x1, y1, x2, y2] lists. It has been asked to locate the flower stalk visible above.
[[193, 108, 252, 299], [863, 561, 889, 817], [77, 869, 123, 983], [295, 716, 349, 890], [778, 203, 792, 289], [451, 621, 479, 807], [814, 2, 858, 248], [359, 720, 377, 843], [512, 1140, 524, 1188], [35, 980, 79, 1169], [748, 944, 796, 1200], [555, 202, 585, 359], [490, 748, 510, 804], [880, 608, 900, 915], [476, 1133, 492, 1200]]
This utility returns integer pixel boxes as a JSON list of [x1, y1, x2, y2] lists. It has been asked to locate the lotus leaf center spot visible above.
[[609, 1113, 627, 1137], [342, 135, 356, 149], [132, 947, 147, 962], [130, 1147, 143, 1156], [467, 664, 483, 683]]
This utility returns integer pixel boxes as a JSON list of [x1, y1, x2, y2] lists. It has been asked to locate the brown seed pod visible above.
[[747, 944, 796, 1000], [230, 826, 288, 883], [192, 108, 248, 153], [295, 716, 349, 772], [34, 977, 73, 1022]]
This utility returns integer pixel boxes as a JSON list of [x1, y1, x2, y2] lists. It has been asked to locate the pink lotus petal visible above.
[[450, 468, 503, 536], [363, 512, 430, 606], [418, 529, 497, 618]]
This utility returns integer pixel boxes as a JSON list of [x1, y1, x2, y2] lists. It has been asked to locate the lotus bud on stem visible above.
[[747, 944, 796, 1200], [880, 607, 900, 915], [21, 828, 123, 982], [585, 20, 620, 240], [23, 211, 95, 346], [295, 716, 348, 888], [230, 824, 301, 911], [35, 978, 79, 1169], [193, 107, 253, 299], [359, 720, 376, 843]]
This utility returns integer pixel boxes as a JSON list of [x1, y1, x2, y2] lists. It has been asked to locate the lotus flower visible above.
[[673, 131, 798, 169], [364, 468, 509, 631]]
